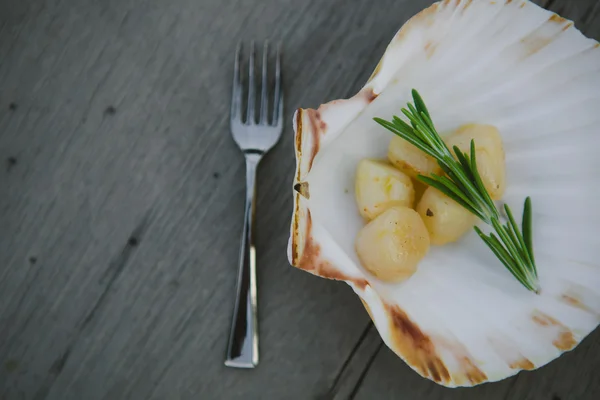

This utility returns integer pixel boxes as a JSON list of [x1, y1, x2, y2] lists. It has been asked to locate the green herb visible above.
[[374, 89, 540, 294]]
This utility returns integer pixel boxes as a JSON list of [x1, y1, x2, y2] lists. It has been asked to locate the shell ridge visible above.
[[441, 44, 600, 116], [430, 5, 554, 101], [422, 266, 545, 376]]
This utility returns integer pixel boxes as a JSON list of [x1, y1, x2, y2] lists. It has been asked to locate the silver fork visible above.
[[225, 41, 283, 369]]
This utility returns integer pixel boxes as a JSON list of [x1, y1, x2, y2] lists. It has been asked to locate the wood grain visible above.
[[0, 0, 598, 399], [320, 324, 383, 400]]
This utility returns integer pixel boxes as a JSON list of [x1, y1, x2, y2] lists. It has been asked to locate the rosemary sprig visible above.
[[373, 89, 540, 294]]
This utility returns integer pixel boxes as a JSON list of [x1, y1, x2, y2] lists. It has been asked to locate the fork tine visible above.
[[272, 43, 282, 126], [259, 42, 269, 124], [246, 41, 256, 124], [276, 87, 284, 129], [230, 43, 242, 122]]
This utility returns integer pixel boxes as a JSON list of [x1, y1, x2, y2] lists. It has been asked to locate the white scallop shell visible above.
[[287, 0, 600, 388]]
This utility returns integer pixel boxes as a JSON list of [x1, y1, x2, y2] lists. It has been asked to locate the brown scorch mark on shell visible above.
[[560, 294, 598, 316], [556, 333, 577, 350], [549, 14, 567, 24], [432, 335, 488, 385], [291, 196, 302, 264], [360, 87, 378, 103], [294, 110, 304, 181], [531, 311, 577, 351], [386, 305, 451, 384], [307, 109, 327, 135], [305, 109, 326, 171], [361, 298, 375, 321], [424, 41, 437, 59], [521, 34, 553, 57], [561, 294, 583, 309], [509, 358, 535, 370], [460, 358, 487, 385], [294, 182, 310, 199], [518, 14, 575, 57], [462, 0, 473, 12], [294, 211, 368, 290], [294, 109, 323, 173], [489, 336, 534, 371], [548, 14, 573, 31]]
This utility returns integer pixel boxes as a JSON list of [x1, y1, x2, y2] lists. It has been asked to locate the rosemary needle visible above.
[[374, 89, 540, 294]]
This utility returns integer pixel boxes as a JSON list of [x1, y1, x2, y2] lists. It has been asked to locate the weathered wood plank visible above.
[[319, 324, 383, 400], [0, 0, 436, 399], [1, 0, 598, 399]]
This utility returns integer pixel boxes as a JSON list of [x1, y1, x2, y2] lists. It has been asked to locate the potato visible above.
[[355, 159, 414, 220], [355, 206, 430, 282], [388, 135, 441, 179], [416, 187, 477, 245], [444, 123, 506, 200]]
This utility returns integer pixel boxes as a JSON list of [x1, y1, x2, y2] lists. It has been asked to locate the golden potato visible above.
[[444, 123, 506, 200], [416, 187, 477, 245], [388, 135, 441, 179], [355, 206, 430, 282], [355, 159, 414, 220]]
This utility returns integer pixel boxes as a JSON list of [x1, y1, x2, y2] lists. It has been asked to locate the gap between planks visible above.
[[320, 323, 383, 400]]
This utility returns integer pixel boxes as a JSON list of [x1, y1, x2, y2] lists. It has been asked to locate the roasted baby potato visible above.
[[388, 135, 441, 179], [355, 206, 430, 282], [355, 159, 415, 220], [444, 123, 506, 200], [417, 186, 477, 245]]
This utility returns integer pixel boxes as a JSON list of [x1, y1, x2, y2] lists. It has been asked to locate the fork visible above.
[[225, 41, 283, 369]]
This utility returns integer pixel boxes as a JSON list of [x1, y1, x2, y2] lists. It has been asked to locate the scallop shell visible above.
[[287, 0, 600, 388]]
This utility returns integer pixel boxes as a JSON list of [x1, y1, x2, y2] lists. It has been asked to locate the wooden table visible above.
[[1, 0, 599, 399]]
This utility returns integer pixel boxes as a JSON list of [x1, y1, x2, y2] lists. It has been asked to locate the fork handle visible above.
[[225, 153, 260, 368]]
